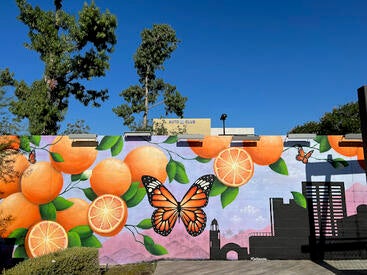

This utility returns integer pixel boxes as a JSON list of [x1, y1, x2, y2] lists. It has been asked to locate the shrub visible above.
[[2, 247, 99, 275]]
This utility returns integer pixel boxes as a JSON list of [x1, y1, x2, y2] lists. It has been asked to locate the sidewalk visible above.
[[154, 260, 367, 274]]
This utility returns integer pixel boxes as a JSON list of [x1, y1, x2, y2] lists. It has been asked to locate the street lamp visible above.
[[220, 113, 227, 135]]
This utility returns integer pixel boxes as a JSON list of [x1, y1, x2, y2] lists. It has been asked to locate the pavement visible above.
[[154, 259, 367, 274]]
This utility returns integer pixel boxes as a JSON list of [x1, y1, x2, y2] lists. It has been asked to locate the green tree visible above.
[[61, 119, 90, 134], [0, 0, 117, 134], [113, 24, 187, 131], [289, 102, 361, 134], [0, 69, 25, 134]]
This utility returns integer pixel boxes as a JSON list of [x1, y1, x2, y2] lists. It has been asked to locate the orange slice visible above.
[[214, 147, 254, 187], [25, 220, 68, 258], [88, 194, 128, 237]]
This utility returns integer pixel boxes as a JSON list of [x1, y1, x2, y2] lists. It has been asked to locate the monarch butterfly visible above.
[[28, 149, 36, 164], [296, 147, 313, 164], [142, 174, 215, 237]]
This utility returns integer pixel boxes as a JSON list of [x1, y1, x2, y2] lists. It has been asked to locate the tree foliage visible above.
[[113, 24, 187, 131], [0, 69, 25, 134], [0, 0, 117, 134], [61, 119, 90, 134], [289, 102, 361, 134]]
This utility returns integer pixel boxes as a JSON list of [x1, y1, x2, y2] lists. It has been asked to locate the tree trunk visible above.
[[143, 73, 149, 129]]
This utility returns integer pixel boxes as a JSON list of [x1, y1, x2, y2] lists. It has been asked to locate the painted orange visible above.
[[90, 158, 132, 196], [21, 162, 63, 204], [25, 220, 68, 258], [56, 198, 90, 232], [88, 194, 128, 237], [0, 150, 30, 198], [124, 146, 168, 186], [188, 135, 232, 159], [49, 136, 98, 175], [214, 147, 254, 187], [245, 136, 284, 166], [0, 192, 42, 238], [357, 147, 365, 170], [328, 135, 358, 157], [0, 136, 20, 150]]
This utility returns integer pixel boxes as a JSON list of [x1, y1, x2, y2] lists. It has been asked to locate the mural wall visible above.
[[0, 134, 367, 264]]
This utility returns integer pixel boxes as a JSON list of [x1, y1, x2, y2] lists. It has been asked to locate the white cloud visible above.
[[255, 215, 266, 224], [240, 205, 259, 215], [230, 215, 242, 223]]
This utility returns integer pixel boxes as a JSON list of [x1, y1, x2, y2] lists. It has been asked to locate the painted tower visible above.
[[210, 219, 220, 259]]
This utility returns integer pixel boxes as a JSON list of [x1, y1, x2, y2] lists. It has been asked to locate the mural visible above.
[[0, 134, 366, 265]]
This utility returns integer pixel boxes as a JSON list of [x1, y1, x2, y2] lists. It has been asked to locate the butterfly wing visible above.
[[302, 150, 314, 164], [28, 150, 36, 164], [179, 174, 215, 236], [142, 175, 179, 236], [296, 147, 305, 162]]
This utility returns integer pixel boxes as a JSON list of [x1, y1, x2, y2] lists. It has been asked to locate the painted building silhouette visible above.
[[302, 181, 346, 238], [249, 197, 310, 259], [338, 205, 367, 238], [249, 181, 367, 260], [209, 219, 249, 260]]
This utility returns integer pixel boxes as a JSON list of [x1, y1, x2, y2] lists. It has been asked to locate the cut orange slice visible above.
[[25, 220, 68, 258], [88, 194, 128, 237], [214, 147, 254, 187]]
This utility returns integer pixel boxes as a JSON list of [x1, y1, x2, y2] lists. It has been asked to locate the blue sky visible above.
[[1, 0, 367, 135]]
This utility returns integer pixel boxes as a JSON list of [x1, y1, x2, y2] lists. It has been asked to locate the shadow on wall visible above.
[[305, 156, 364, 182]]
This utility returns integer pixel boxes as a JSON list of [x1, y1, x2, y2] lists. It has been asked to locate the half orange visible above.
[[88, 194, 128, 237], [214, 147, 254, 187], [25, 220, 68, 258]]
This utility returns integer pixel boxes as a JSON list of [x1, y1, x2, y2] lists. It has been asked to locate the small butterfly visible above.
[[296, 147, 313, 164], [142, 174, 215, 237], [28, 149, 36, 164]]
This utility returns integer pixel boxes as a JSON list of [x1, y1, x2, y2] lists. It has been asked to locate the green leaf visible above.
[[71, 171, 91, 181], [20, 136, 31, 152], [69, 225, 93, 240], [30, 135, 41, 146], [330, 158, 349, 169], [71, 174, 80, 182], [9, 228, 27, 245], [291, 191, 307, 208], [314, 135, 323, 143], [166, 159, 177, 183], [221, 187, 239, 208], [81, 235, 102, 248], [39, 203, 57, 221], [53, 196, 74, 211], [126, 188, 146, 208], [96, 136, 120, 151], [163, 136, 178, 144], [13, 245, 28, 259], [122, 182, 140, 202], [8, 227, 27, 240], [147, 243, 168, 256], [195, 156, 212, 163], [80, 170, 92, 181], [83, 187, 98, 201], [67, 231, 82, 247], [315, 135, 331, 153], [143, 235, 155, 247], [209, 178, 228, 197], [174, 161, 189, 184], [143, 235, 168, 255], [269, 158, 288, 175], [137, 218, 153, 229], [111, 136, 124, 156], [50, 152, 64, 162]]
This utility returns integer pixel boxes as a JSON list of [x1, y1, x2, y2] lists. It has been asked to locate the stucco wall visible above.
[[0, 134, 366, 263]]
